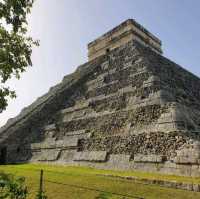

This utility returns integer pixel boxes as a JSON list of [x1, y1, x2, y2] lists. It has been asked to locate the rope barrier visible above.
[[3, 166, 146, 199], [45, 179, 144, 199]]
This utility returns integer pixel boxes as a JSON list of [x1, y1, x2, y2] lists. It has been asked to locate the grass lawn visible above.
[[0, 164, 200, 199]]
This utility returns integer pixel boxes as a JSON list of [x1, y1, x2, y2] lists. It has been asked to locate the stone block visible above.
[[32, 149, 60, 161], [118, 86, 134, 94], [174, 156, 199, 164], [101, 61, 109, 70], [59, 149, 77, 162], [134, 154, 165, 163], [88, 94, 106, 103], [176, 149, 200, 158], [175, 147, 200, 165], [31, 137, 78, 150], [31, 143, 45, 150], [193, 184, 200, 192], [107, 154, 131, 170], [61, 102, 89, 114], [44, 124, 56, 131], [57, 137, 78, 147], [109, 154, 131, 162], [65, 129, 86, 135], [74, 151, 107, 162]]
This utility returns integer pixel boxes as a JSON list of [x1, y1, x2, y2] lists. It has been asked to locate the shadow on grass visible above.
[[95, 192, 112, 199]]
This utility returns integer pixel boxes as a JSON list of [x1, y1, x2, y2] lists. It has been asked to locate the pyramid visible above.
[[0, 19, 200, 177]]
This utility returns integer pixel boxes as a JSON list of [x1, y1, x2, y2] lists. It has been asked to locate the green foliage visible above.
[[0, 0, 39, 112], [0, 172, 28, 199], [35, 191, 47, 199]]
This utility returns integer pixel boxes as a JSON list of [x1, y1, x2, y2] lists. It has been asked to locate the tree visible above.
[[0, 172, 28, 199], [0, 0, 39, 112]]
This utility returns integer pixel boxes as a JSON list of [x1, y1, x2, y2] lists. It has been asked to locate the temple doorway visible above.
[[0, 147, 7, 164]]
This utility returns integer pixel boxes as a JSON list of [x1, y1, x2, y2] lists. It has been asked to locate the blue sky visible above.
[[0, 0, 200, 126]]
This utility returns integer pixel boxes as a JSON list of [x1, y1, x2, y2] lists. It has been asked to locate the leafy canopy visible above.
[[0, 172, 28, 199], [0, 0, 39, 112]]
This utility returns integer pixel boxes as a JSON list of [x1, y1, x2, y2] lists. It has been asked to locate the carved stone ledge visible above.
[[74, 151, 107, 162], [134, 154, 166, 163]]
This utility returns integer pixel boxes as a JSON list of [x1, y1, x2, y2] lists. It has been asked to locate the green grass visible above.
[[0, 164, 200, 199]]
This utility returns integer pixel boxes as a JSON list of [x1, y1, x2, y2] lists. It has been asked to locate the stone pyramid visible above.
[[0, 19, 200, 177]]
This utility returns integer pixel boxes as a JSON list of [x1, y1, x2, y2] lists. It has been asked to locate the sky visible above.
[[0, 0, 200, 127]]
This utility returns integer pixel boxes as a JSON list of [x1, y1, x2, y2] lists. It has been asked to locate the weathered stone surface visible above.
[[134, 154, 165, 163], [174, 142, 200, 164], [58, 149, 77, 163], [31, 137, 78, 149], [74, 151, 107, 162], [106, 154, 131, 170], [88, 19, 162, 61], [79, 132, 190, 158], [32, 149, 60, 161], [44, 124, 56, 131]]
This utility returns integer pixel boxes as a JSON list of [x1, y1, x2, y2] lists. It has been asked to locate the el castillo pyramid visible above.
[[1, 19, 200, 177]]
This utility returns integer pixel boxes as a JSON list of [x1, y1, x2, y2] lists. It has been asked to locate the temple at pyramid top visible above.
[[88, 19, 162, 60]]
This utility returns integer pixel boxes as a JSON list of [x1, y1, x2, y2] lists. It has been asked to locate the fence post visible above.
[[36, 169, 47, 199], [39, 170, 43, 194]]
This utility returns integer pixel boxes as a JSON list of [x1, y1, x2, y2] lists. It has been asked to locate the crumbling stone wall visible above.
[[79, 131, 193, 158]]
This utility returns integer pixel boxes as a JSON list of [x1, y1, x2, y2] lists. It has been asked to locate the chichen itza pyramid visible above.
[[1, 19, 200, 177]]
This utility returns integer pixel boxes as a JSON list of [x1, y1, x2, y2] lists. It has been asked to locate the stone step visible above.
[[60, 101, 89, 114], [31, 149, 61, 161], [74, 151, 107, 162], [44, 124, 56, 131], [31, 137, 78, 150], [134, 154, 166, 163]]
